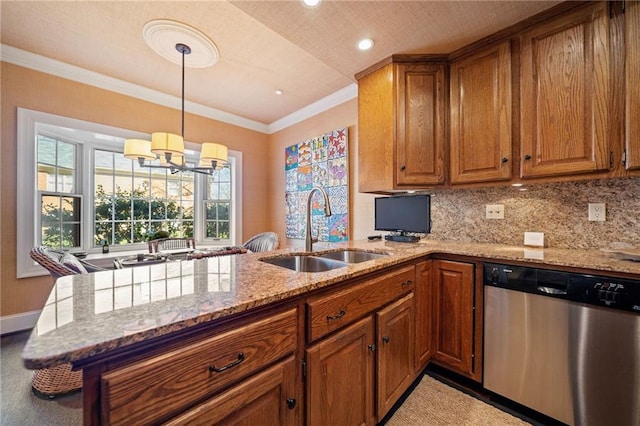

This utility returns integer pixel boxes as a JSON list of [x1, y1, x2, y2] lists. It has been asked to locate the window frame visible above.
[[17, 108, 242, 278]]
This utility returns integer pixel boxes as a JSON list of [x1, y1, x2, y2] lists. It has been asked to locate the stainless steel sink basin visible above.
[[316, 250, 388, 263], [260, 250, 389, 272], [260, 255, 347, 272]]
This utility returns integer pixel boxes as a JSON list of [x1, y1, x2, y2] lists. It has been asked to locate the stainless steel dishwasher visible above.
[[483, 263, 640, 426]]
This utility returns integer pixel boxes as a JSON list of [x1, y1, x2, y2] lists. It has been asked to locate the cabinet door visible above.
[[450, 41, 512, 184], [164, 356, 299, 426], [306, 317, 375, 426], [433, 260, 475, 376], [396, 63, 446, 186], [626, 0, 640, 170], [377, 293, 415, 420], [520, 1, 611, 178], [358, 63, 396, 192], [414, 260, 434, 372]]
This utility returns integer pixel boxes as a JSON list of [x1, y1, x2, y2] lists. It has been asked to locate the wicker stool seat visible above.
[[31, 363, 82, 399], [29, 246, 107, 398]]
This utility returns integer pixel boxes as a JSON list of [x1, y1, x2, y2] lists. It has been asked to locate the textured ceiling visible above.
[[1, 0, 562, 127]]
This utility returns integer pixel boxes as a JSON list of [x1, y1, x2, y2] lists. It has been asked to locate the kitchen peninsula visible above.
[[23, 240, 640, 425]]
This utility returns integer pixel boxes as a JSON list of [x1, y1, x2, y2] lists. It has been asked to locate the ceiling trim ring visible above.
[[143, 19, 219, 68]]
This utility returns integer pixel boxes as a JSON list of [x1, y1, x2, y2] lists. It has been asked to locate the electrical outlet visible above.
[[485, 204, 504, 219], [524, 232, 545, 247], [588, 203, 606, 221]]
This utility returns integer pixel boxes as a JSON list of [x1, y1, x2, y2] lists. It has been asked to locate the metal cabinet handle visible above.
[[524, 155, 532, 160], [326, 310, 346, 321], [209, 352, 245, 373], [400, 165, 406, 171], [368, 344, 376, 351], [382, 336, 390, 344], [501, 157, 509, 163], [401, 280, 413, 287], [286, 397, 297, 409]]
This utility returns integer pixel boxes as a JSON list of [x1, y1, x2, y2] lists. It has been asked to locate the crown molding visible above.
[[1, 44, 358, 134], [1, 45, 269, 131], [267, 84, 358, 134]]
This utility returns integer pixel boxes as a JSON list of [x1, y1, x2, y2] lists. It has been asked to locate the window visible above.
[[37, 135, 82, 249], [94, 150, 195, 245], [204, 166, 231, 239], [17, 108, 243, 278]]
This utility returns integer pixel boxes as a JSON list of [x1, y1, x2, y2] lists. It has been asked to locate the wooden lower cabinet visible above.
[[164, 356, 299, 426], [99, 308, 298, 425], [414, 260, 434, 372], [432, 260, 476, 377], [377, 293, 415, 419], [306, 317, 376, 426]]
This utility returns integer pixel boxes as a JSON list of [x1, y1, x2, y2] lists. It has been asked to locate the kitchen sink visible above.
[[316, 249, 388, 263], [260, 255, 347, 272], [260, 250, 389, 273]]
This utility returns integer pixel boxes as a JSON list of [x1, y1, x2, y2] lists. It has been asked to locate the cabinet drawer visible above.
[[163, 356, 297, 426], [307, 266, 415, 342], [101, 308, 297, 425]]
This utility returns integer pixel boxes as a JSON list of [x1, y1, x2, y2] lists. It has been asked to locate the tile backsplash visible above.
[[425, 177, 640, 250]]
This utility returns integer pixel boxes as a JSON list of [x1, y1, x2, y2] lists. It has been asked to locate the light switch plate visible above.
[[524, 232, 544, 247]]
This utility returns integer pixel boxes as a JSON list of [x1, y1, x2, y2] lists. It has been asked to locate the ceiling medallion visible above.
[[143, 19, 219, 68]]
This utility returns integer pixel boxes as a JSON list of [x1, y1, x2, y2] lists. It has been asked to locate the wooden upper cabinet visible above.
[[625, 0, 640, 171], [357, 59, 446, 192], [520, 1, 611, 178], [396, 63, 446, 186], [450, 41, 512, 184], [358, 63, 395, 193]]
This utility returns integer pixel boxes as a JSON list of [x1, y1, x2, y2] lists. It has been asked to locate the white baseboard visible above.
[[0, 310, 40, 335]]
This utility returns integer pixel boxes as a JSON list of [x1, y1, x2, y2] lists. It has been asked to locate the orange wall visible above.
[[1, 62, 270, 317], [267, 99, 376, 249]]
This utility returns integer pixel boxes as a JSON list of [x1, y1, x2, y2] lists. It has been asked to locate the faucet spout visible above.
[[305, 186, 332, 252]]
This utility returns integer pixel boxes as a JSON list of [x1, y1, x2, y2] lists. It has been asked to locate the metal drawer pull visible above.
[[382, 336, 390, 343], [402, 280, 413, 287], [326, 310, 346, 321], [209, 352, 245, 373]]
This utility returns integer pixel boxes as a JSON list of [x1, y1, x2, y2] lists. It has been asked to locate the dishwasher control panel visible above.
[[484, 263, 640, 313]]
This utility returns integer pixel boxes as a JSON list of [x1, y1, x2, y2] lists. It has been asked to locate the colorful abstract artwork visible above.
[[285, 128, 348, 242]]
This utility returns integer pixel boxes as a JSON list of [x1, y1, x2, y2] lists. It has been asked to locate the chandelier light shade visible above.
[[123, 39, 228, 175], [200, 143, 228, 162], [124, 139, 156, 161], [151, 132, 185, 159]]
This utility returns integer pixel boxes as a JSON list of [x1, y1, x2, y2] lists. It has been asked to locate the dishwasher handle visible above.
[[537, 286, 567, 295]]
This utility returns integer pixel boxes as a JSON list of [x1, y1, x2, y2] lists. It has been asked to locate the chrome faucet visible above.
[[305, 186, 332, 252]]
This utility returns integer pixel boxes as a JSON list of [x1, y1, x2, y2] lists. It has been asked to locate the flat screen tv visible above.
[[375, 195, 431, 241]]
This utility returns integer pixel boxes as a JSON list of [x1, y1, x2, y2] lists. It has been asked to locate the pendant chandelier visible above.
[[124, 42, 227, 175]]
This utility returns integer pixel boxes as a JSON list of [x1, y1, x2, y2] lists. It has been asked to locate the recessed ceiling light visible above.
[[302, 0, 322, 7], [357, 38, 374, 51], [275, 89, 283, 95]]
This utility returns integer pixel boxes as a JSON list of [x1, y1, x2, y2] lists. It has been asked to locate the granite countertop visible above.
[[22, 239, 640, 370]]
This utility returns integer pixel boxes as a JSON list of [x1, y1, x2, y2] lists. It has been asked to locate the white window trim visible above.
[[17, 108, 242, 278]]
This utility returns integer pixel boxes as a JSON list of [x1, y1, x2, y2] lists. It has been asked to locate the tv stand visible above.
[[385, 234, 420, 243]]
